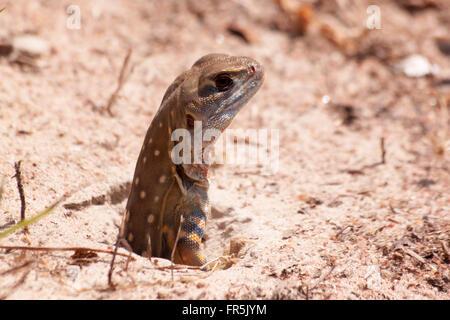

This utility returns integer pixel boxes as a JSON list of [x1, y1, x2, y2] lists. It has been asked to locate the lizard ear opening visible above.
[[186, 114, 195, 129]]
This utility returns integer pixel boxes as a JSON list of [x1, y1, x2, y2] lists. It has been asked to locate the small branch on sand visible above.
[[13, 161, 26, 227], [0, 245, 132, 258], [105, 48, 134, 117], [171, 215, 184, 282]]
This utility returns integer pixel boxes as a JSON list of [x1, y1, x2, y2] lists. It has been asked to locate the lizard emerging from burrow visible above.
[[120, 53, 264, 267]]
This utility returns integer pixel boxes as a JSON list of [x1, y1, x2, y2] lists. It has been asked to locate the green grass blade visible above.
[[0, 177, 4, 204], [0, 200, 61, 239]]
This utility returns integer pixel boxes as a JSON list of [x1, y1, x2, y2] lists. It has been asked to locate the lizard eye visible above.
[[214, 74, 233, 92], [186, 114, 195, 129]]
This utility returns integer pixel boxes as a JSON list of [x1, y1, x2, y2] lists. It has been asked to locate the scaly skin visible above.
[[121, 53, 264, 267]]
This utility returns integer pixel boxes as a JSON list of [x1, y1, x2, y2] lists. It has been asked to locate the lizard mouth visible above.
[[208, 68, 264, 132], [225, 62, 264, 113]]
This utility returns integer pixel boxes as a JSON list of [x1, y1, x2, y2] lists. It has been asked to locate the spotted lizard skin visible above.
[[120, 53, 264, 267]]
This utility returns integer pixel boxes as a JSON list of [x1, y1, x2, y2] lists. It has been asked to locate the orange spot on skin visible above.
[[188, 233, 201, 245]]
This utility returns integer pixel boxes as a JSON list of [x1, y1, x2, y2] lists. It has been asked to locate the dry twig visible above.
[[105, 48, 134, 116], [380, 137, 386, 164], [402, 248, 437, 272], [108, 207, 135, 287], [107, 238, 133, 288], [0, 267, 32, 300], [309, 263, 336, 291], [0, 261, 34, 276], [171, 215, 184, 282], [335, 225, 352, 240], [13, 161, 26, 225], [0, 245, 131, 257]]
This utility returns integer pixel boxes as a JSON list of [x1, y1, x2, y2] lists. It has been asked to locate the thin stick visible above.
[[108, 239, 133, 285], [108, 212, 124, 287], [201, 257, 220, 271], [335, 225, 352, 239], [208, 258, 221, 274], [105, 48, 134, 117], [13, 161, 26, 224], [309, 263, 336, 291], [0, 260, 33, 276], [380, 137, 386, 164], [108, 238, 120, 288], [301, 284, 310, 300], [403, 248, 437, 272], [171, 215, 184, 282], [108, 208, 134, 287], [356, 136, 387, 170], [0, 267, 31, 300], [388, 202, 398, 214], [0, 245, 131, 257], [0, 176, 5, 203]]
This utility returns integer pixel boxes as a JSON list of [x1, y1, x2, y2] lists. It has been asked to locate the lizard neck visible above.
[[166, 91, 212, 188], [182, 162, 210, 186]]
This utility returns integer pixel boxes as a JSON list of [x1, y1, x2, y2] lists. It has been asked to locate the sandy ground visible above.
[[0, 0, 449, 299]]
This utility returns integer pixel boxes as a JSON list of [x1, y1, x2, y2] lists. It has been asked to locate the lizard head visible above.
[[181, 53, 264, 134], [167, 53, 264, 181], [173, 54, 264, 136]]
